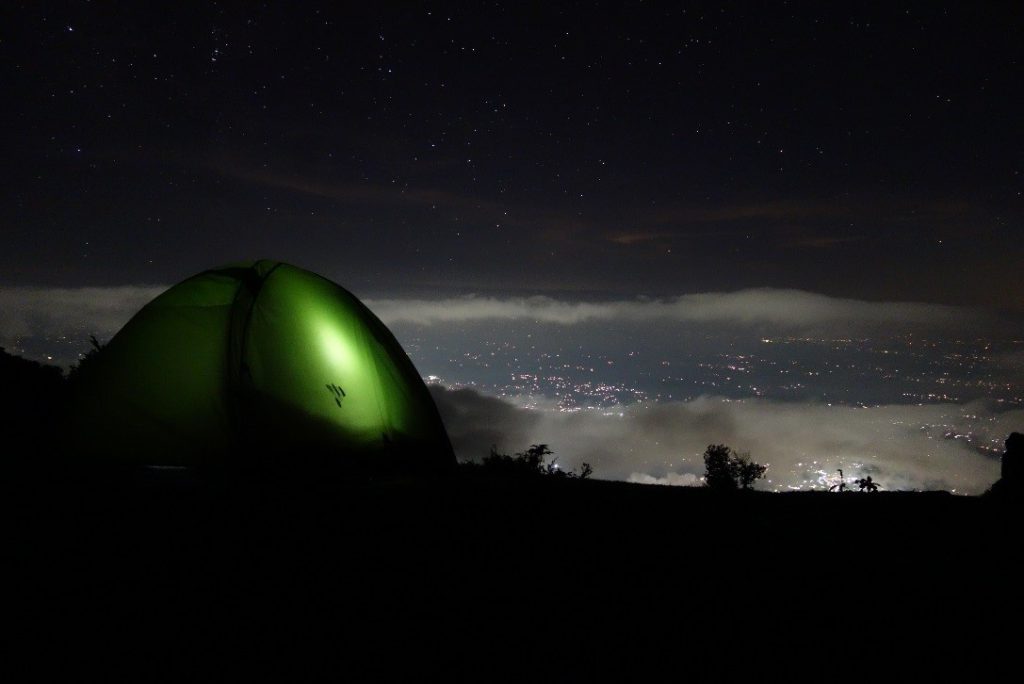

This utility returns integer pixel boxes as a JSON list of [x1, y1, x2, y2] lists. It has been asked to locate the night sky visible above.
[[3, 2, 1021, 305], [3, 3, 1023, 492]]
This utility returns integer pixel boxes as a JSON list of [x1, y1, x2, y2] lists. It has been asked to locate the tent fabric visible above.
[[69, 261, 454, 468]]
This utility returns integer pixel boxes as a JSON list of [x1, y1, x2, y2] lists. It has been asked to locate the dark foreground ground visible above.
[[3, 468, 1021, 677]]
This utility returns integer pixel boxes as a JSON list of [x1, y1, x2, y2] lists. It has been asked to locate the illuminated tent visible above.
[[69, 261, 453, 469]]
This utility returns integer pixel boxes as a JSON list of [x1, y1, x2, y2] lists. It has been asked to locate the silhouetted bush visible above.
[[65, 335, 105, 384], [469, 444, 593, 479], [854, 476, 879, 492], [986, 432, 1024, 499]]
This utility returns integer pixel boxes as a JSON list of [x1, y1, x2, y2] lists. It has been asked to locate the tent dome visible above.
[[69, 261, 453, 469]]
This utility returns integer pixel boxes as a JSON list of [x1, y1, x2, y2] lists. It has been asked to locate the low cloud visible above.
[[430, 386, 1013, 494], [370, 289, 985, 331], [430, 385, 543, 455], [0, 286, 165, 341], [627, 472, 702, 487]]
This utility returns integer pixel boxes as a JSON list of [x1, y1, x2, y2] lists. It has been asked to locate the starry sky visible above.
[[3, 1, 1021, 307]]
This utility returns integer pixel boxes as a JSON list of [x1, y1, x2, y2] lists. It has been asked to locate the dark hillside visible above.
[[0, 348, 65, 462], [3, 468, 1019, 675]]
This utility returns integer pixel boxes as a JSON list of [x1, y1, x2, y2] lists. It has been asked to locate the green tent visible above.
[[69, 261, 453, 469]]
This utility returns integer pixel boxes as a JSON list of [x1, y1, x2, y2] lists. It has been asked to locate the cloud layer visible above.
[[368, 289, 985, 330], [1, 286, 991, 347], [430, 386, 1012, 494]]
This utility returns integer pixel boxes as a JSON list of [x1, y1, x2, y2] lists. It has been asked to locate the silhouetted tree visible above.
[[703, 444, 766, 491], [735, 452, 767, 490], [703, 444, 737, 490]]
